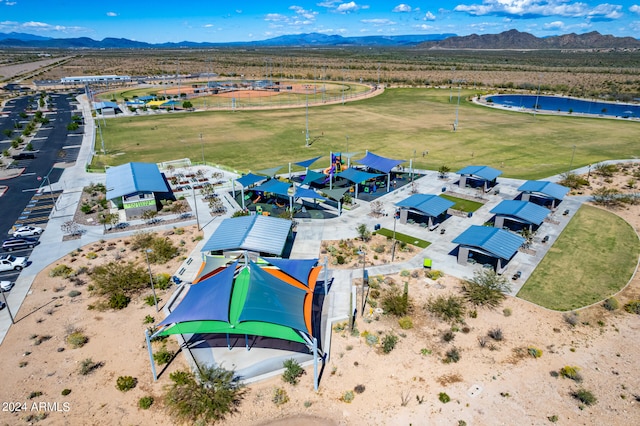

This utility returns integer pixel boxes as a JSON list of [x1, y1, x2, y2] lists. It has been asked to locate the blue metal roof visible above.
[[236, 173, 266, 188], [93, 101, 119, 110], [396, 194, 455, 217], [201, 215, 292, 256], [518, 180, 569, 201], [452, 225, 525, 261], [106, 162, 168, 200], [336, 167, 383, 184], [355, 151, 405, 174], [490, 200, 549, 225], [456, 165, 502, 181], [253, 179, 291, 198]]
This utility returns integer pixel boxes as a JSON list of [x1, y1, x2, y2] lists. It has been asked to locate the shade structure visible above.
[[321, 187, 350, 201], [201, 215, 292, 256], [396, 194, 455, 217], [456, 165, 502, 181], [253, 179, 292, 198], [236, 173, 266, 188], [452, 225, 525, 261], [154, 257, 322, 345], [294, 185, 327, 202], [256, 166, 284, 177], [518, 180, 569, 201], [301, 170, 327, 186], [355, 151, 405, 174], [294, 156, 322, 169], [193, 255, 238, 284], [335, 168, 383, 184], [106, 162, 168, 200], [490, 200, 549, 226]]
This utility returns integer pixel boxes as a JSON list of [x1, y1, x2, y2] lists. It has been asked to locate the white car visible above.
[[0, 280, 14, 292], [12, 226, 44, 237], [0, 254, 28, 272]]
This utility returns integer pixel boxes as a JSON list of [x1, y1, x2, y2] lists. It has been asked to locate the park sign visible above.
[[124, 199, 155, 209]]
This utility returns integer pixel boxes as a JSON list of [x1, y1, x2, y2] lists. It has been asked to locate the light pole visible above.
[[411, 150, 416, 183], [391, 209, 399, 261], [358, 249, 366, 316], [569, 145, 577, 172], [454, 83, 462, 131], [305, 94, 310, 147], [199, 133, 204, 164], [534, 73, 542, 119], [145, 249, 158, 312], [39, 174, 57, 211], [192, 185, 200, 231], [346, 135, 350, 167], [0, 290, 14, 324]]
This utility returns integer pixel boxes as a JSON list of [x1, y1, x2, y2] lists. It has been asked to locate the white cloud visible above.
[[336, 2, 360, 13], [6, 2, 17, 5], [289, 5, 318, 21], [415, 24, 434, 30], [265, 13, 288, 22], [235, 9, 242, 14], [6, 21, 88, 34], [361, 18, 396, 25], [106, 12, 118, 17], [424, 11, 436, 21], [392, 4, 412, 13], [203, 24, 214, 28], [631, 5, 640, 14], [454, 0, 623, 21], [543, 20, 566, 30]]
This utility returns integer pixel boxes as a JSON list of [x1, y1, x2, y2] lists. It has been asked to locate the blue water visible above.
[[486, 94, 640, 118]]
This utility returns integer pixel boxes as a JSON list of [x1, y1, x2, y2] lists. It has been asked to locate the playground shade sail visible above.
[[236, 173, 266, 188], [336, 168, 383, 184], [355, 152, 405, 174], [253, 179, 292, 198], [155, 258, 321, 344]]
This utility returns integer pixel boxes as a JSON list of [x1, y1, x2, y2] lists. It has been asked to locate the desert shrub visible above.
[[623, 300, 640, 314], [272, 387, 289, 406], [116, 376, 137, 392], [341, 390, 355, 403], [528, 347, 543, 358], [144, 315, 155, 324], [487, 328, 503, 341], [398, 316, 413, 329], [443, 347, 461, 363], [442, 330, 456, 343], [560, 366, 582, 382], [602, 297, 619, 311], [91, 261, 150, 298], [109, 293, 131, 310], [354, 384, 366, 394], [50, 264, 73, 278], [563, 311, 579, 326], [80, 203, 93, 214], [438, 392, 451, 403], [356, 224, 371, 241], [153, 347, 174, 365], [28, 391, 43, 399], [361, 331, 379, 346], [144, 295, 157, 307], [462, 269, 510, 308], [427, 295, 466, 323], [503, 307, 512, 317], [130, 232, 155, 250], [336, 255, 345, 265], [282, 359, 304, 385], [155, 273, 172, 290], [139, 396, 154, 409], [79, 358, 103, 375], [572, 389, 597, 405], [381, 285, 410, 317], [165, 366, 245, 423], [426, 269, 444, 280], [68, 290, 81, 298], [61, 389, 71, 396], [381, 333, 399, 354], [67, 331, 88, 348]]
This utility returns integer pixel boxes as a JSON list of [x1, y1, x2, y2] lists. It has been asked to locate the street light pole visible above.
[[199, 133, 204, 164], [391, 209, 399, 261], [569, 145, 577, 172], [346, 135, 350, 167], [145, 249, 159, 312], [0, 290, 15, 324], [192, 185, 200, 231], [358, 249, 366, 316]]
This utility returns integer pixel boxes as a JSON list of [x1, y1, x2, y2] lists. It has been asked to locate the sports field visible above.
[[93, 88, 640, 178]]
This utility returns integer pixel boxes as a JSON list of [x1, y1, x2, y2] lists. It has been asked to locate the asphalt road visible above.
[[0, 92, 82, 283]]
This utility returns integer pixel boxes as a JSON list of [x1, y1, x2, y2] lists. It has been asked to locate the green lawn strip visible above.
[[375, 228, 430, 249], [517, 205, 640, 311], [439, 194, 484, 212], [94, 88, 640, 178]]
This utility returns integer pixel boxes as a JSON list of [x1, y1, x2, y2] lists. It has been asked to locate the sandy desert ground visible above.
[[0, 167, 638, 425]]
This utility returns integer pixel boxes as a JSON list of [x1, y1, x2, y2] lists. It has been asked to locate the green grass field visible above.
[[439, 194, 484, 212], [93, 88, 640, 178], [517, 205, 640, 311], [375, 228, 430, 249]]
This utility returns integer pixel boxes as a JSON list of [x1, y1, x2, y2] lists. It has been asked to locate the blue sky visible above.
[[2, 1, 640, 43]]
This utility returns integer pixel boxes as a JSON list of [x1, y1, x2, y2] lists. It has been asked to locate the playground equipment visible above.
[[324, 153, 343, 175]]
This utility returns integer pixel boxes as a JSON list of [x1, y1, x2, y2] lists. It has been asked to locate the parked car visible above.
[[11, 152, 36, 160], [2, 237, 39, 251], [0, 280, 14, 292], [0, 300, 5, 310], [0, 254, 28, 271], [12, 225, 44, 237]]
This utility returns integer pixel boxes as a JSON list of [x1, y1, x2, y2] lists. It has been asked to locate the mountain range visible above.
[[1, 30, 639, 49]]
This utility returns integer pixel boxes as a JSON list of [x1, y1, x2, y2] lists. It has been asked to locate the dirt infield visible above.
[[162, 83, 341, 98]]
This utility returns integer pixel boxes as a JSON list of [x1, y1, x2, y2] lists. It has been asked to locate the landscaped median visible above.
[[374, 228, 430, 249], [517, 205, 640, 311]]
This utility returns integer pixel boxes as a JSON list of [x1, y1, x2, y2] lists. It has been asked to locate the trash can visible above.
[[374, 224, 381, 231], [423, 258, 432, 269], [467, 211, 473, 218], [441, 187, 446, 192]]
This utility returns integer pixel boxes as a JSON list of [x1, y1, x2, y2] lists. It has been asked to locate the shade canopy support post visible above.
[[145, 329, 157, 382]]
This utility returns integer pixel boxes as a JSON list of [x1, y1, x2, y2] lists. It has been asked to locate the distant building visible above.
[[61, 75, 131, 85]]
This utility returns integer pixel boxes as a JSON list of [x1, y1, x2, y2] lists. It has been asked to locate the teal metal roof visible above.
[[396, 194, 455, 217], [490, 200, 549, 226], [452, 225, 525, 261], [518, 180, 569, 201], [201, 215, 292, 256], [253, 179, 291, 198], [106, 162, 168, 200], [456, 165, 502, 181]]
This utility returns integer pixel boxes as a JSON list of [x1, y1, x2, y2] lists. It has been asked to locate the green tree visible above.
[[3, 129, 13, 138], [182, 100, 193, 109], [356, 224, 371, 242], [164, 366, 246, 424], [99, 212, 119, 231], [438, 164, 450, 178], [461, 269, 511, 308], [90, 261, 150, 297]]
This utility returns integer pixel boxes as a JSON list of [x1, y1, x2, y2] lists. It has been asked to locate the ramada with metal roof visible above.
[[452, 225, 525, 272], [518, 180, 569, 208], [395, 194, 455, 228], [201, 215, 292, 257], [490, 200, 550, 231], [456, 165, 502, 191], [354, 151, 405, 193]]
